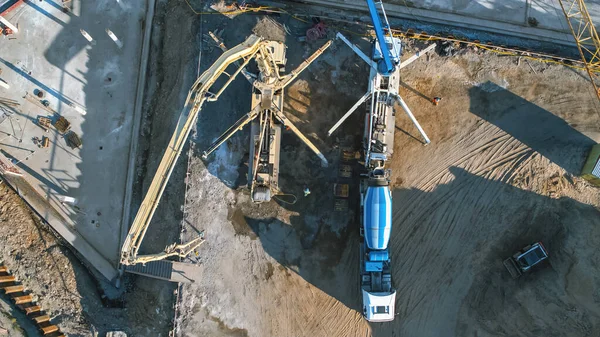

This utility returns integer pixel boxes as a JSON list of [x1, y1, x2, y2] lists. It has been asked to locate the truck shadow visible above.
[[371, 166, 599, 336]]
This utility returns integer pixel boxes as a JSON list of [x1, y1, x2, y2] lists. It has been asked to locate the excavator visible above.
[[329, 0, 430, 322], [120, 34, 331, 266]]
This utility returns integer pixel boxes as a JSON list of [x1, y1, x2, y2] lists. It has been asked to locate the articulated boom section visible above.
[[248, 111, 281, 202], [364, 48, 401, 170], [121, 35, 264, 266], [121, 35, 331, 266]]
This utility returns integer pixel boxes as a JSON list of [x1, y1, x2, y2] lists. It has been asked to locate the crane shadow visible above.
[[228, 166, 600, 336], [468, 81, 595, 175]]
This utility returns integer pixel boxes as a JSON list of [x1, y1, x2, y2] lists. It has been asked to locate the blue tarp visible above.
[[364, 186, 392, 250]]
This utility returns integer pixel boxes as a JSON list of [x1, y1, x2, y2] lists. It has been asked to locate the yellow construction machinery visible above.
[[120, 34, 331, 266], [558, 0, 600, 103]]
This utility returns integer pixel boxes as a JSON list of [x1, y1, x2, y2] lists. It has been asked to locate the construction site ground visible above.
[[1, 0, 600, 336]]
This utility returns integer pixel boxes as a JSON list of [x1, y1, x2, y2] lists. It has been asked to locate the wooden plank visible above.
[[0, 266, 7, 273], [24, 305, 41, 315], [0, 275, 15, 283], [0, 16, 18, 33], [13, 294, 32, 304], [40, 325, 59, 335], [32, 315, 50, 324], [2, 284, 24, 293]]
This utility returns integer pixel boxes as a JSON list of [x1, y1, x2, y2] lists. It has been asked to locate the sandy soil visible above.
[[155, 6, 600, 337]]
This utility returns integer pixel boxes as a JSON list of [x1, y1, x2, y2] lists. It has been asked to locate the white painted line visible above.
[[106, 29, 123, 49], [0, 16, 18, 33], [80, 29, 96, 45], [400, 43, 437, 69]]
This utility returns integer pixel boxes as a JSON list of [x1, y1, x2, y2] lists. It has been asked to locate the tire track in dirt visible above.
[[387, 121, 542, 334]]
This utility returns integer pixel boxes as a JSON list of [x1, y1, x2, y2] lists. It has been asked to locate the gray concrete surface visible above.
[[290, 0, 600, 46], [406, 0, 599, 32], [0, 0, 147, 281]]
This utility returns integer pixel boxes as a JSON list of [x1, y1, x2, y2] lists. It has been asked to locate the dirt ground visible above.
[[1, 1, 600, 337], [0, 180, 178, 336], [151, 3, 600, 337]]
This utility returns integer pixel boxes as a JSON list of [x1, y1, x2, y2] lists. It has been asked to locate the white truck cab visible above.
[[363, 290, 396, 322]]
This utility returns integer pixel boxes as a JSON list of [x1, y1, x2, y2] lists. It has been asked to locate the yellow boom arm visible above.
[[121, 35, 266, 265]]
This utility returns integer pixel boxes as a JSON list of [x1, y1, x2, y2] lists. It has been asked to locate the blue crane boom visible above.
[[366, 0, 396, 75]]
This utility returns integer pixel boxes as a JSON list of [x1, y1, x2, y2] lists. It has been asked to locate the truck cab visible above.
[[362, 290, 396, 322]]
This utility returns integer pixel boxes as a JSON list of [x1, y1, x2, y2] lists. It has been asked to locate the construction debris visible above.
[[210, 1, 245, 19], [33, 136, 50, 148], [306, 21, 327, 41], [0, 97, 18, 107], [438, 41, 457, 57], [66, 131, 81, 148], [0, 151, 21, 176], [0, 16, 17, 34], [24, 92, 58, 114], [0, 106, 12, 125], [54, 116, 71, 134], [252, 17, 287, 42], [37, 116, 51, 131], [0, 265, 65, 337]]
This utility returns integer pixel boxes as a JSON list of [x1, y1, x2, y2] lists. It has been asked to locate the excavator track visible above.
[[0, 265, 65, 337]]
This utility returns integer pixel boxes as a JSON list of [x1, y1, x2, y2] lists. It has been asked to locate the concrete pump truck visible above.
[[329, 0, 430, 322]]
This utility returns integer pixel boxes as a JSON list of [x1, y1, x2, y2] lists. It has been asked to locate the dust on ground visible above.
[[156, 4, 600, 337]]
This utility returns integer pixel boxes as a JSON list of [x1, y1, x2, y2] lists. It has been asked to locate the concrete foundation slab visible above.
[[0, 0, 147, 281]]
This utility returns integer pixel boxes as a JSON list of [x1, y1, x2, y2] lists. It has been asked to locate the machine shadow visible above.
[[469, 81, 595, 175], [192, 16, 370, 197], [364, 167, 597, 336], [238, 162, 600, 334]]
